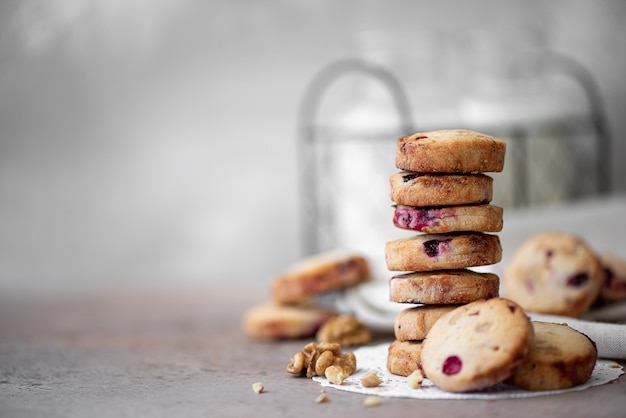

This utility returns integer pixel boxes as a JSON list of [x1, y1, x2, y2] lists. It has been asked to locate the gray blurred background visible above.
[[1, 0, 625, 293]]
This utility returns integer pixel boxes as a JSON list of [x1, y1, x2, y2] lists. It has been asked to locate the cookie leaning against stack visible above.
[[385, 129, 506, 377], [242, 250, 371, 340]]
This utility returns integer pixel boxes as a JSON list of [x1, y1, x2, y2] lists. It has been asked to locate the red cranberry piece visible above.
[[423, 239, 451, 257], [394, 207, 441, 230], [442, 355, 462, 375], [566, 272, 589, 287], [414, 135, 428, 140]]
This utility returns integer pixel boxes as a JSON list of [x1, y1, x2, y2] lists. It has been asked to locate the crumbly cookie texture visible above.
[[385, 232, 502, 272], [502, 232, 605, 318], [506, 321, 597, 391], [394, 305, 460, 341], [389, 270, 499, 305], [395, 129, 506, 173], [386, 339, 425, 377], [389, 172, 493, 207], [393, 204, 503, 234], [271, 250, 371, 305], [316, 315, 372, 347], [421, 298, 534, 393]]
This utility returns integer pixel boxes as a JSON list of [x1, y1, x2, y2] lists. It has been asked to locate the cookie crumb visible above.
[[361, 370, 382, 387], [315, 392, 330, 403], [363, 396, 381, 407], [252, 382, 264, 394]]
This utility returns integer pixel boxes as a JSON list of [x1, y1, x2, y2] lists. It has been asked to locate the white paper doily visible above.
[[313, 343, 624, 400]]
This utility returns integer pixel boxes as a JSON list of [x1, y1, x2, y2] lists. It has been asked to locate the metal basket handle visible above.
[[296, 58, 414, 256]]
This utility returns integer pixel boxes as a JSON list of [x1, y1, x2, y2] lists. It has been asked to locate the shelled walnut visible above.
[[316, 315, 372, 347], [286, 341, 357, 383]]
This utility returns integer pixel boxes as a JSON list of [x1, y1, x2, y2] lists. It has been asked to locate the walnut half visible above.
[[316, 315, 372, 347], [286, 341, 357, 384]]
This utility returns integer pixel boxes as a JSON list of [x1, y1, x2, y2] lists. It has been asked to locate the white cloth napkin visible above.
[[339, 281, 626, 360]]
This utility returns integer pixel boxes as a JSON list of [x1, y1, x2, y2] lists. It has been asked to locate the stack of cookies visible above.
[[384, 129, 506, 377]]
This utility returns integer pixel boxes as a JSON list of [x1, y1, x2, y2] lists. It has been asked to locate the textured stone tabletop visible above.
[[1, 285, 625, 418]]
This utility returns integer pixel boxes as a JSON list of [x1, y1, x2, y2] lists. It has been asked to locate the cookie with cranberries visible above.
[[505, 321, 597, 391], [502, 232, 604, 318], [389, 172, 493, 207], [421, 298, 533, 392], [271, 250, 371, 305], [389, 270, 499, 305], [393, 204, 503, 234], [242, 302, 336, 340], [395, 129, 506, 174], [385, 232, 502, 272]]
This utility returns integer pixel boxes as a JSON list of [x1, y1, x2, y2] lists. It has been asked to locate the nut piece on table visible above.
[[252, 382, 264, 394], [316, 315, 372, 347], [407, 369, 424, 389], [361, 370, 382, 387], [363, 396, 381, 407], [286, 341, 357, 382]]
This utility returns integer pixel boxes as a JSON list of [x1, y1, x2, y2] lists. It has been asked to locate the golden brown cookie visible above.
[[385, 232, 502, 272], [389, 172, 493, 207], [242, 302, 336, 340], [395, 129, 506, 173], [389, 270, 500, 305], [271, 250, 371, 305], [387, 339, 424, 377], [393, 204, 503, 233], [505, 321, 597, 391], [421, 298, 533, 393], [598, 252, 626, 302], [394, 305, 460, 341], [502, 232, 605, 318]]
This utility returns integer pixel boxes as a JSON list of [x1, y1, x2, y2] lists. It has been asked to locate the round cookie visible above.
[[598, 252, 626, 302], [389, 172, 493, 207], [242, 302, 336, 340], [505, 321, 597, 391], [502, 232, 605, 318], [385, 232, 502, 272], [393, 204, 503, 234], [387, 339, 424, 377], [394, 305, 460, 341], [421, 298, 533, 393], [396, 129, 506, 173], [271, 250, 371, 305], [389, 270, 500, 305]]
